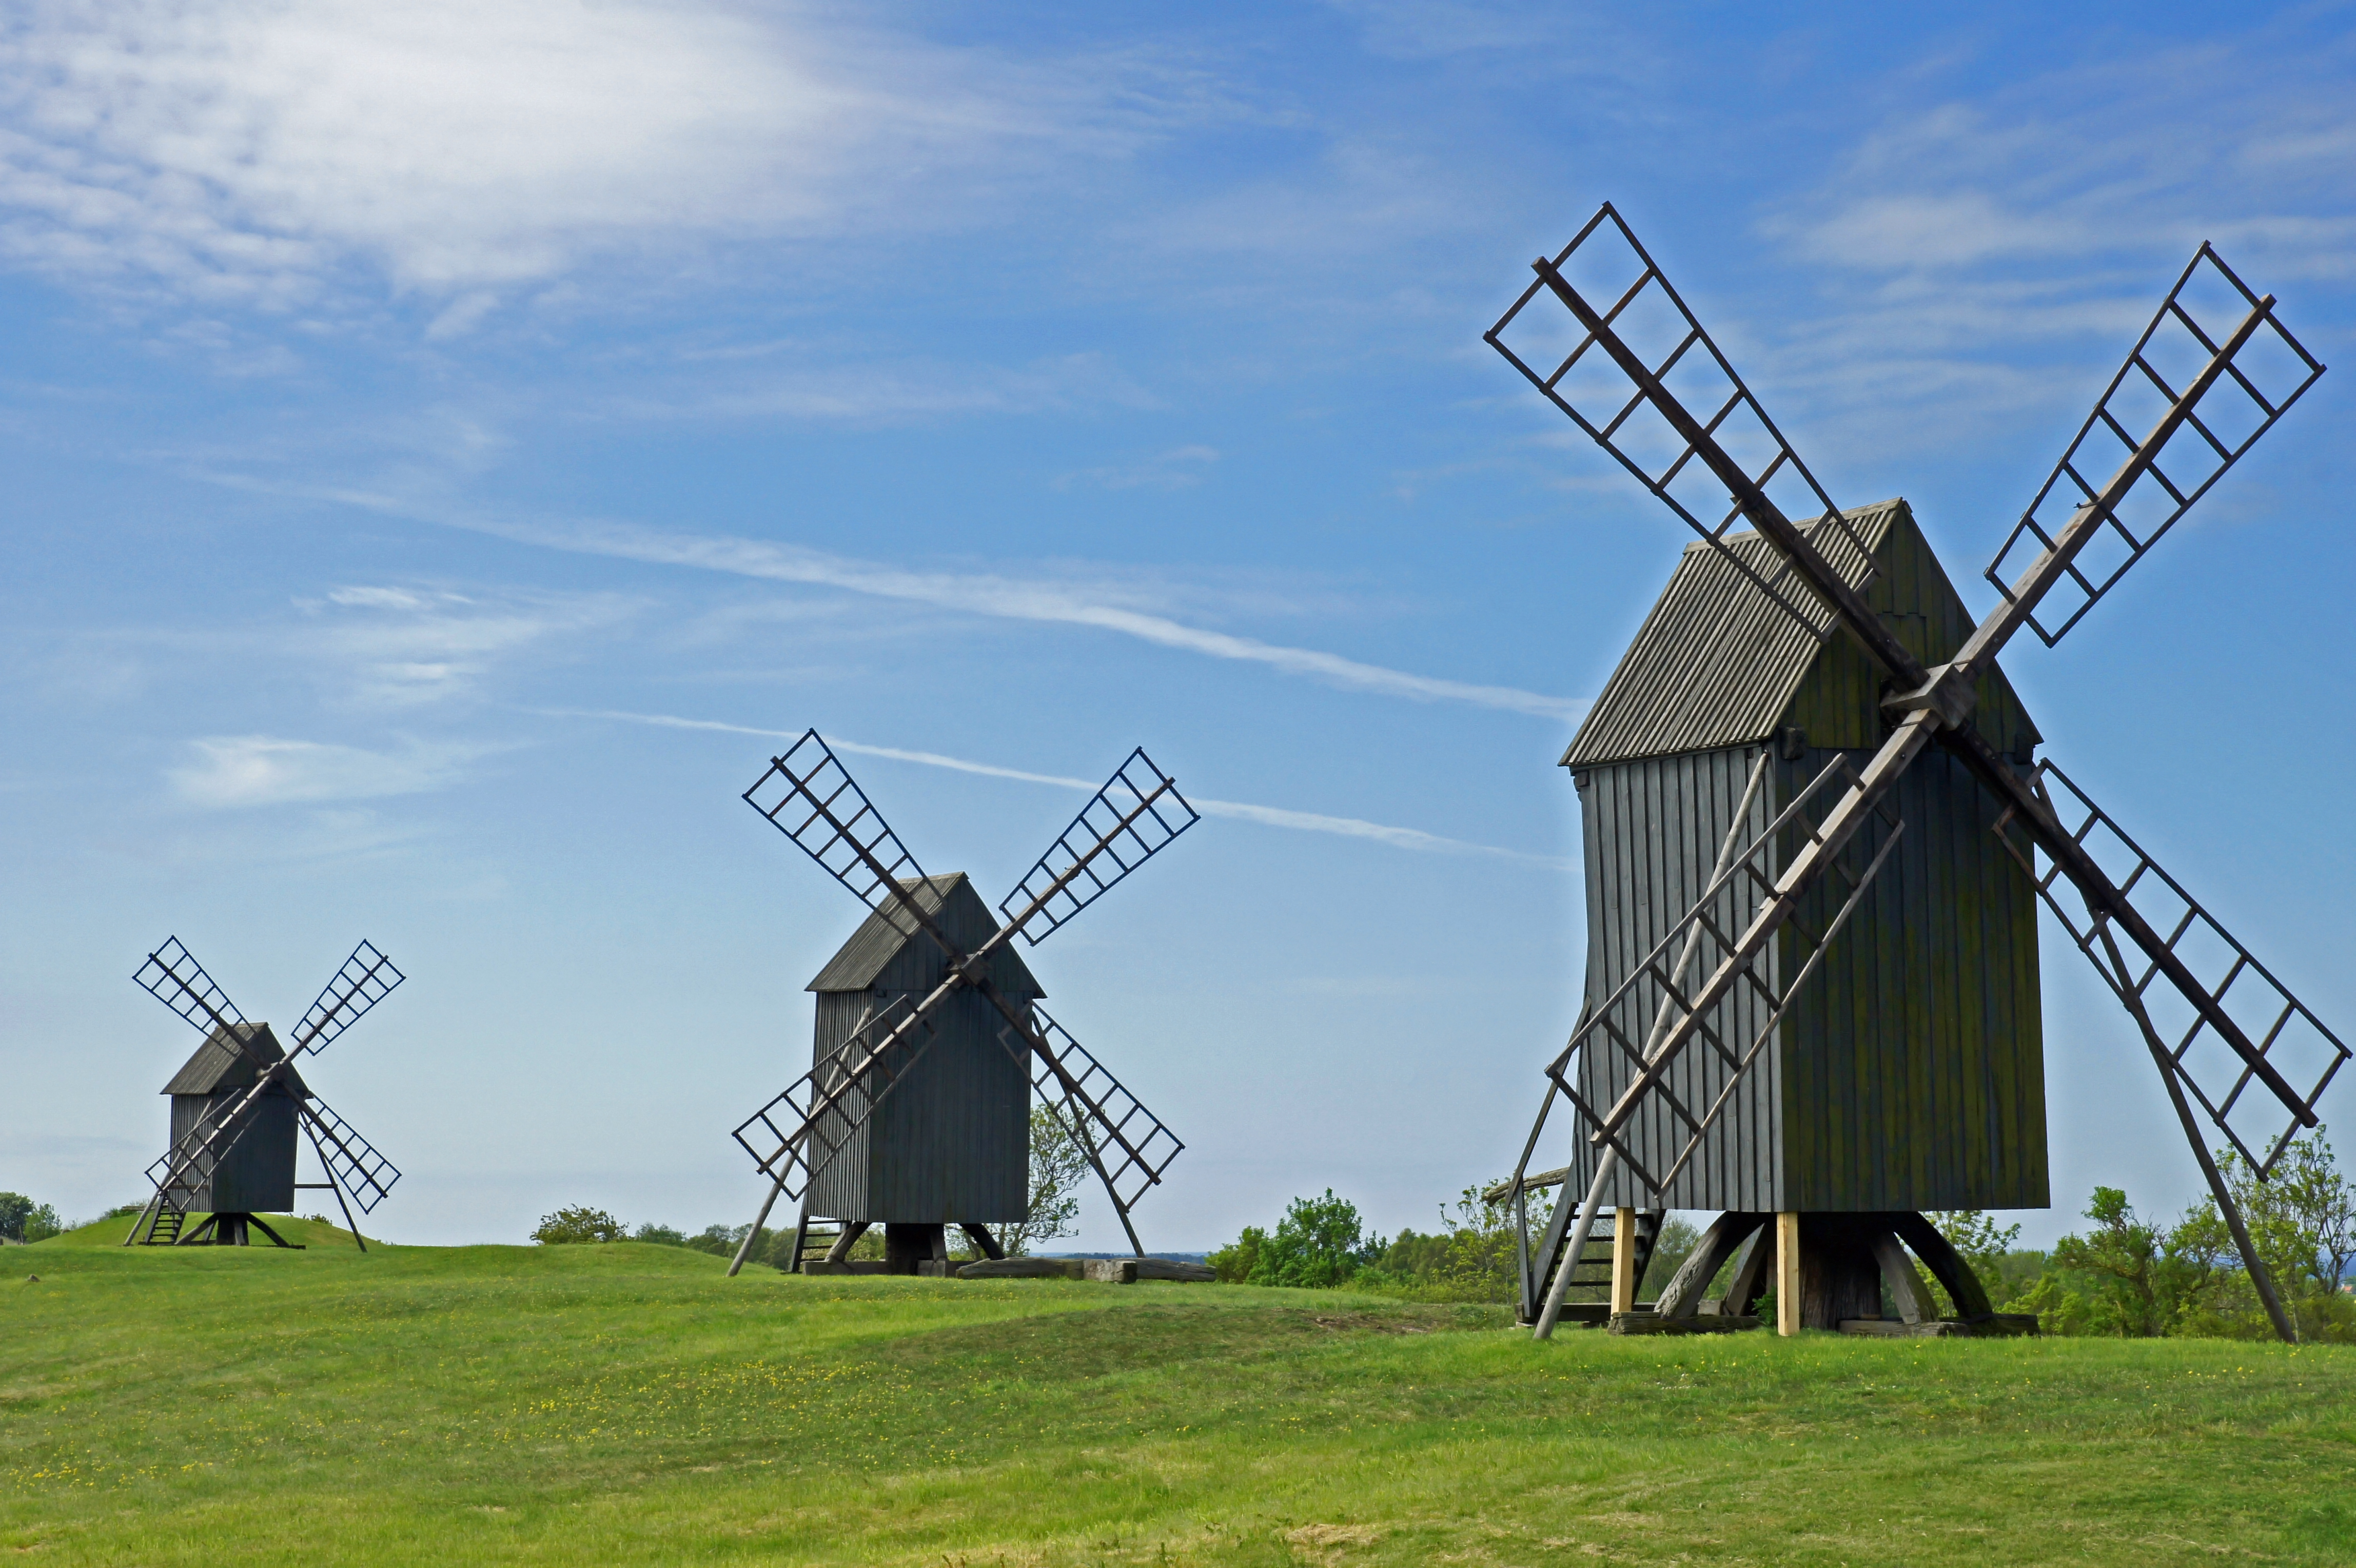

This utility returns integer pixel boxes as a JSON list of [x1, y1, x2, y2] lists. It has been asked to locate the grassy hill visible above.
[[6, 1220, 2353, 1564]]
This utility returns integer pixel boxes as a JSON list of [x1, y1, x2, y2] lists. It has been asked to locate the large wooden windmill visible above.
[[1485, 205, 2345, 1342], [125, 937, 403, 1249], [725, 732, 1194, 1276]]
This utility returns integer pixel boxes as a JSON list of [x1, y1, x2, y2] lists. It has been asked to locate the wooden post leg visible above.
[[727, 1176, 788, 1278], [1776, 1212, 1802, 1337], [1609, 1207, 1638, 1314]]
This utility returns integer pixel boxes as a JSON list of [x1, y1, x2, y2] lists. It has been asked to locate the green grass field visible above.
[[6, 1218, 2353, 1565]]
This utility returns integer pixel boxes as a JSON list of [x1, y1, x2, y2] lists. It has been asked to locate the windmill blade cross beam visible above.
[[1643, 822, 1906, 1197], [731, 996, 944, 1200], [1577, 727, 1930, 1153], [997, 748, 1199, 946], [994, 1005, 1183, 1209], [1486, 204, 1923, 688], [300, 1096, 402, 1213], [1952, 285, 2301, 678], [2090, 918, 2301, 1343], [1988, 756, 2347, 1166], [134, 937, 250, 1044], [1981, 246, 2325, 648], [291, 942, 405, 1055], [744, 731, 956, 956], [1545, 749, 1906, 1181]]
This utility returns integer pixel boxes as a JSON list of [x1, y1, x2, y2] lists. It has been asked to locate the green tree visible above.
[[2049, 1187, 2230, 1337], [633, 1222, 690, 1247], [2221, 1127, 2354, 1297], [1245, 1190, 1381, 1289], [994, 1105, 1089, 1258], [0, 1193, 61, 1243], [1365, 1180, 1564, 1303], [1208, 1225, 1266, 1283], [1931, 1210, 2022, 1280], [531, 1205, 626, 1244]]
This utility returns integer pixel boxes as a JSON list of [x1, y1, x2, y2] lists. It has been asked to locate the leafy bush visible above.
[[992, 1106, 1088, 1257], [1209, 1190, 1383, 1289], [0, 1193, 61, 1243], [532, 1206, 626, 1244], [1208, 1226, 1265, 1283], [1975, 1130, 2356, 1341], [1353, 1181, 1553, 1303]]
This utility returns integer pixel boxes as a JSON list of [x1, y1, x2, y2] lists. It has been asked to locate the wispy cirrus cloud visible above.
[[231, 472, 1583, 719], [1743, 21, 2356, 457], [169, 734, 481, 808], [432, 511, 1584, 720], [556, 709, 1571, 869], [1054, 444, 1221, 492], [300, 583, 638, 707], [0, 0, 1199, 317]]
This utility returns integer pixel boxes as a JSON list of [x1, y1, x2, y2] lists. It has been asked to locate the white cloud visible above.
[[1741, 23, 2356, 456], [303, 583, 637, 706], [1055, 444, 1221, 492], [555, 709, 1571, 869], [169, 735, 475, 808], [611, 351, 1162, 426], [0, 0, 1169, 311], [472, 512, 1582, 718]]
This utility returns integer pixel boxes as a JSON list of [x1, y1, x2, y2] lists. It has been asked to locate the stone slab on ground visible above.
[[958, 1258, 1086, 1280], [1609, 1311, 1762, 1335]]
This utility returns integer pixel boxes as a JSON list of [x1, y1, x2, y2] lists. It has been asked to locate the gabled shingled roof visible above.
[[161, 1022, 310, 1099], [1564, 500, 1901, 770], [806, 873, 1045, 997]]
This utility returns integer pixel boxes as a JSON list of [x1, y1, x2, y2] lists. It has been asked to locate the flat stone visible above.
[[956, 1258, 1085, 1280], [1133, 1258, 1215, 1282], [1610, 1311, 1761, 1335]]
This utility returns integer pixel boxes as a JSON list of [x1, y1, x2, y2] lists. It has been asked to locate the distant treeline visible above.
[[1207, 1128, 2356, 1341]]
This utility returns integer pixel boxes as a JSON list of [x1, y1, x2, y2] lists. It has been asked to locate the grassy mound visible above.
[[4, 1239, 2353, 1564], [32, 1213, 383, 1250]]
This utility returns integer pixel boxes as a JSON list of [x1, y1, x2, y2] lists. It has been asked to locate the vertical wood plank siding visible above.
[[1576, 746, 1782, 1211], [806, 875, 1031, 1223], [1564, 498, 2049, 1214], [168, 1091, 300, 1212], [1773, 743, 2046, 1209]]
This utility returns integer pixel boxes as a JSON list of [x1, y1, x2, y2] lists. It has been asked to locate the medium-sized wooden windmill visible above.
[[125, 937, 404, 1249], [1484, 206, 2346, 1341], [726, 732, 1195, 1276]]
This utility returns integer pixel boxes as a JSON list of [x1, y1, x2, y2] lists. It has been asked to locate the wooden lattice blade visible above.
[[1995, 759, 2349, 1173], [290, 941, 403, 1055], [1981, 244, 2323, 648], [997, 748, 1199, 946]]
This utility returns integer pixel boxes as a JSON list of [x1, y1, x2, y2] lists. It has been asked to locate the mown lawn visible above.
[[5, 1218, 2353, 1564]]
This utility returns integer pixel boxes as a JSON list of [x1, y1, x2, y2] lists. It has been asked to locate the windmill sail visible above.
[[1984, 245, 2324, 646]]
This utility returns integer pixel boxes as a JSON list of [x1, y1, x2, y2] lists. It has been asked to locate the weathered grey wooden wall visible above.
[[1574, 744, 1783, 1212], [1774, 742, 2047, 1211], [169, 1090, 299, 1212], [806, 874, 1034, 1224], [1559, 498, 2049, 1215]]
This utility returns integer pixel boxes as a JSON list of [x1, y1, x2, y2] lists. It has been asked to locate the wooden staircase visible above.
[[789, 1216, 853, 1273], [1520, 1209, 1664, 1326]]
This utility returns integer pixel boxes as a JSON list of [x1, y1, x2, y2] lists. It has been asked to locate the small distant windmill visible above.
[[1483, 206, 2345, 1341], [726, 732, 1195, 1276], [125, 938, 404, 1249]]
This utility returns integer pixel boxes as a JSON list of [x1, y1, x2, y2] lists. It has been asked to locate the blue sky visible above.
[[4, 1, 2353, 1251]]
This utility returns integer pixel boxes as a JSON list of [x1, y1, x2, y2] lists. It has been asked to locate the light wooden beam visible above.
[[1776, 1212, 1801, 1337]]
